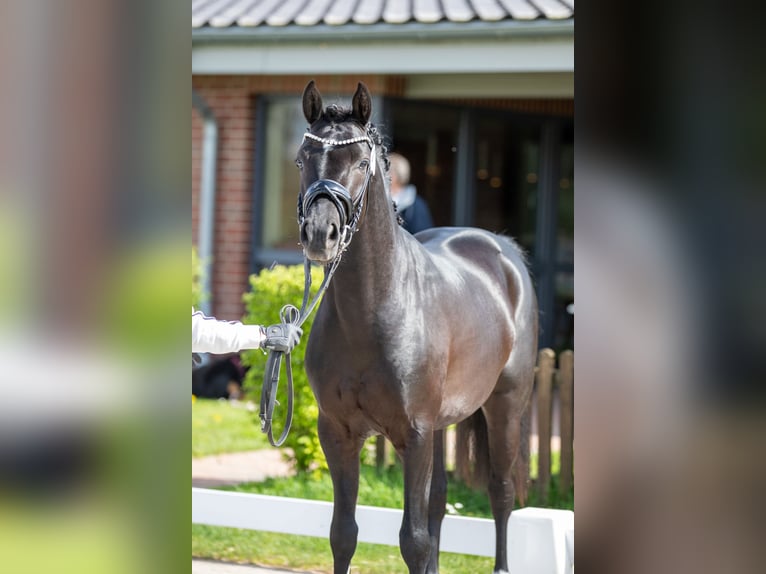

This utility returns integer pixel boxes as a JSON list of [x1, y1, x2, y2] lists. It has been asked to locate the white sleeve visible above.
[[192, 308, 265, 354]]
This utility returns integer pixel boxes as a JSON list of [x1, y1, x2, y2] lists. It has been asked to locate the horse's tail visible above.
[[456, 400, 532, 506], [513, 399, 532, 507], [455, 409, 490, 489]]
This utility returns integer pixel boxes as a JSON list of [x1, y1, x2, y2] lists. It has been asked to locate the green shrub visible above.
[[241, 264, 327, 473]]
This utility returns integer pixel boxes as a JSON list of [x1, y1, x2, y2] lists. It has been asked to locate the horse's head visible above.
[[297, 80, 377, 264]]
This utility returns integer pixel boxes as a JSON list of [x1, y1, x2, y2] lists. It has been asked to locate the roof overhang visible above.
[[192, 20, 574, 75]]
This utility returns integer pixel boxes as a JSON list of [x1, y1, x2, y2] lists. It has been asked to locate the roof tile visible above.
[[209, 0, 259, 28], [352, 0, 386, 25], [529, 0, 572, 20], [191, 0, 574, 29], [442, 0, 475, 23], [237, 0, 284, 27], [496, 0, 540, 20], [324, 0, 357, 26], [470, 0, 509, 22], [382, 0, 412, 24], [413, 0, 443, 24], [295, 0, 335, 26], [266, 0, 307, 26], [193, 0, 239, 29]]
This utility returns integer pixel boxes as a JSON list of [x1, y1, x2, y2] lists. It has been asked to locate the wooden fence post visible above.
[[558, 350, 574, 497], [536, 348, 555, 505]]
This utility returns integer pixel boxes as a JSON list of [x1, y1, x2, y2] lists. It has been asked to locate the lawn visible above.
[[192, 462, 572, 572], [192, 398, 573, 572], [192, 397, 272, 457], [193, 465, 496, 573], [192, 525, 494, 573]]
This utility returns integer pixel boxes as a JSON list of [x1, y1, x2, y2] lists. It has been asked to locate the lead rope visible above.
[[259, 140, 376, 447], [258, 199, 360, 446]]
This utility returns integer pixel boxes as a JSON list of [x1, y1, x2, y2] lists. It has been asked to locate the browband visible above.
[[303, 132, 374, 148], [302, 132, 376, 177]]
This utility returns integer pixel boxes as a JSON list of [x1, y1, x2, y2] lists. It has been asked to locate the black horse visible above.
[[298, 81, 537, 574]]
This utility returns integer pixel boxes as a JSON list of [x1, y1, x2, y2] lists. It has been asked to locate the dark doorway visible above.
[[386, 99, 573, 350]]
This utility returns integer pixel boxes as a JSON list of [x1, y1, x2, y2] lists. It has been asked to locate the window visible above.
[[253, 96, 305, 268]]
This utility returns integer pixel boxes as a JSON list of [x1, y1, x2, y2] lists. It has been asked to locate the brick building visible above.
[[192, 0, 574, 350]]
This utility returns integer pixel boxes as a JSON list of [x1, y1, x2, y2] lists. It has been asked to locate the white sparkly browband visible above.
[[303, 132, 374, 147]]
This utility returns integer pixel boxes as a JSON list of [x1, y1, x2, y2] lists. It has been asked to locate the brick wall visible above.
[[191, 75, 402, 320]]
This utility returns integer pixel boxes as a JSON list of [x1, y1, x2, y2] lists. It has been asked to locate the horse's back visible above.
[[414, 226, 534, 314], [416, 226, 526, 261]]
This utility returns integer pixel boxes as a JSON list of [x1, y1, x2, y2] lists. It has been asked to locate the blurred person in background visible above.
[[388, 152, 434, 234]]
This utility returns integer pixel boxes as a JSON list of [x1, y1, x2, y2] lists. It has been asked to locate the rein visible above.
[[259, 130, 377, 447]]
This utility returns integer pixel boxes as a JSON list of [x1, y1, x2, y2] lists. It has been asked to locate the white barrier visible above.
[[192, 487, 573, 574]]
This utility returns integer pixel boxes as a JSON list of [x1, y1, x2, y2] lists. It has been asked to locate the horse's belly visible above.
[[435, 338, 510, 420]]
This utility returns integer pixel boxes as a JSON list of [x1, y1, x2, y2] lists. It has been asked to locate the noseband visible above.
[[297, 131, 377, 251]]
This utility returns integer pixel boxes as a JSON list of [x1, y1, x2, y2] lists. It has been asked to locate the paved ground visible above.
[[192, 559, 316, 574], [192, 448, 292, 488], [192, 432, 557, 490]]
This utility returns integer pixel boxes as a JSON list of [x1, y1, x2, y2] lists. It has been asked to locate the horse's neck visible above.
[[330, 173, 405, 313]]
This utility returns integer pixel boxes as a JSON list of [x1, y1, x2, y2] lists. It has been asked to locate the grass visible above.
[[193, 466, 495, 572], [192, 398, 573, 571], [192, 525, 493, 573], [192, 397, 271, 457], [192, 463, 573, 572]]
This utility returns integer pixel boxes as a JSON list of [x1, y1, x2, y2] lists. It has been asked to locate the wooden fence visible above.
[[535, 348, 574, 505]]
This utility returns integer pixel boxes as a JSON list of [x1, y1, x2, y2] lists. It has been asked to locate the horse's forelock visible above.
[[323, 104, 353, 123], [313, 108, 390, 175]]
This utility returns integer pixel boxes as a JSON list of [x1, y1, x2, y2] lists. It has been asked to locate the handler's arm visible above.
[[192, 308, 265, 354]]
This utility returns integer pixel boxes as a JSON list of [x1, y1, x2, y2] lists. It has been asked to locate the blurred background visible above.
[[0, 1, 188, 573]]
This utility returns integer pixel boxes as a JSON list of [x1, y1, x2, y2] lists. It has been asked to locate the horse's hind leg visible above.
[[426, 429, 447, 574], [483, 371, 533, 574], [317, 414, 365, 574]]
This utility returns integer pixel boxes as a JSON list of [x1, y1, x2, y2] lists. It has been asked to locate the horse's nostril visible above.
[[329, 224, 339, 242]]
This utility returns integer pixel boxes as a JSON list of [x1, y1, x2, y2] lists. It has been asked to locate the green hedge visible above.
[[241, 264, 327, 473]]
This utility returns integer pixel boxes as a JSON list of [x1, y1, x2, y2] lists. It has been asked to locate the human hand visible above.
[[261, 323, 303, 353]]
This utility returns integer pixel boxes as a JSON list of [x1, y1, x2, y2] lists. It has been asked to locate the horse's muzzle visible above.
[[300, 200, 343, 263], [299, 179, 353, 263]]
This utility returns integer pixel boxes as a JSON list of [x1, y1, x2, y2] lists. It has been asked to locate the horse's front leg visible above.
[[399, 428, 434, 574], [427, 429, 447, 573], [317, 413, 364, 574]]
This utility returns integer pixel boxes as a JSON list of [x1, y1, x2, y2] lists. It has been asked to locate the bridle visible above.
[[297, 131, 377, 252], [259, 128, 378, 447]]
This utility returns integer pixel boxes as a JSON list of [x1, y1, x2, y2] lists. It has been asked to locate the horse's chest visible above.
[[306, 313, 435, 423], [307, 347, 409, 413]]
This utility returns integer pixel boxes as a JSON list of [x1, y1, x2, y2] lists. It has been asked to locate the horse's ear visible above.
[[351, 82, 372, 125], [302, 80, 323, 125]]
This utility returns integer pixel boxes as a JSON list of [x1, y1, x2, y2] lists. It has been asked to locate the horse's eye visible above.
[[295, 159, 303, 170], [358, 160, 369, 170]]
